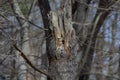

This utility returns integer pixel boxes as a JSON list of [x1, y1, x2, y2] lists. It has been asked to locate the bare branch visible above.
[[13, 44, 51, 79]]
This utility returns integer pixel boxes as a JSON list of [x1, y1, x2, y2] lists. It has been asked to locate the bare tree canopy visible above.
[[0, 0, 120, 80]]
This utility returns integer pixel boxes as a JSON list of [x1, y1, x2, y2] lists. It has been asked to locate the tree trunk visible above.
[[38, 0, 82, 80], [11, 0, 31, 80], [38, 0, 118, 80]]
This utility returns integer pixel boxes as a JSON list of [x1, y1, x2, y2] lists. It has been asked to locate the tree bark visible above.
[[38, 0, 82, 80], [38, 0, 118, 80]]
